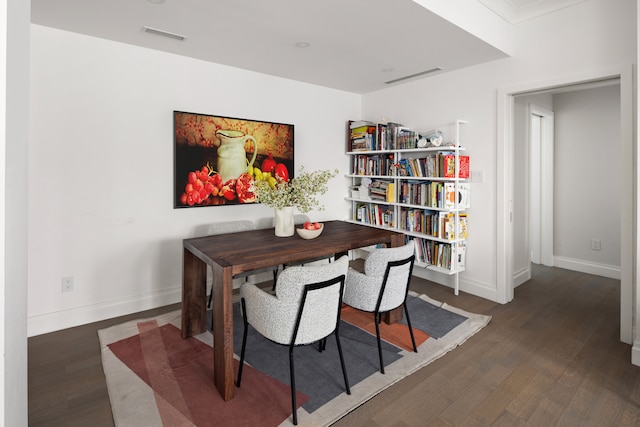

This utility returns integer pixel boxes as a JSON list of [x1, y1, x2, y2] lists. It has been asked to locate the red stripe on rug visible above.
[[108, 322, 309, 427], [137, 320, 194, 425], [340, 305, 430, 351]]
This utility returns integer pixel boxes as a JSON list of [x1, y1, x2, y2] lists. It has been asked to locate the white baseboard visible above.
[[28, 287, 182, 337], [411, 267, 501, 302], [553, 256, 621, 280], [513, 265, 531, 287], [632, 342, 640, 366], [27, 263, 328, 337]]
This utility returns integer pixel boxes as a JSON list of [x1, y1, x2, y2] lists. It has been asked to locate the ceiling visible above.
[[31, 0, 582, 94]]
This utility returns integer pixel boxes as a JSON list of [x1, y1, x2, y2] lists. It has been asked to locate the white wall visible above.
[[361, 0, 635, 300], [28, 25, 360, 336], [5, 0, 31, 423], [553, 85, 621, 275]]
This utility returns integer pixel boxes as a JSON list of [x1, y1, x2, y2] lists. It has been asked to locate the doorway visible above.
[[497, 66, 633, 347], [514, 85, 620, 286]]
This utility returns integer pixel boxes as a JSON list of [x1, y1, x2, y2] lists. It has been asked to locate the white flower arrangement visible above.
[[254, 167, 339, 213]]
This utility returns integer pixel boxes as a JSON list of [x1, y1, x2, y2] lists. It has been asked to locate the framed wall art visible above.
[[174, 111, 295, 208]]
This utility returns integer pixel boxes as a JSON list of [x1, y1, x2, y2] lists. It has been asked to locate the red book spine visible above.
[[442, 155, 470, 179]]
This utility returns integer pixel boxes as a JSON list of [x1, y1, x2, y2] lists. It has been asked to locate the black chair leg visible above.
[[334, 332, 351, 394], [236, 299, 249, 387], [374, 311, 385, 374], [404, 301, 417, 353], [289, 347, 298, 425]]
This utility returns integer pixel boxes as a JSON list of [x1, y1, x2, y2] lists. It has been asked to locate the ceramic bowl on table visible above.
[[296, 223, 324, 239]]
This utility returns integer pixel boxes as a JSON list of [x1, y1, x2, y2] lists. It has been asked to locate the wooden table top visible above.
[[183, 220, 403, 275]]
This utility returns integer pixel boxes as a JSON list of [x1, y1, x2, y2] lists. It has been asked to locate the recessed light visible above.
[[295, 41, 310, 48], [382, 68, 394, 73], [147, 0, 165, 4]]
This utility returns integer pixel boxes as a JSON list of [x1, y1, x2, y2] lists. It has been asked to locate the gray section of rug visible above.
[[206, 294, 468, 413]]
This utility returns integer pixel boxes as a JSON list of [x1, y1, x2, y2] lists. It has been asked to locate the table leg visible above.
[[390, 233, 405, 248], [181, 248, 207, 338], [211, 262, 235, 401]]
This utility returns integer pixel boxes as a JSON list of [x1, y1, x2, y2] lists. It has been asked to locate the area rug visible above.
[[98, 292, 491, 426]]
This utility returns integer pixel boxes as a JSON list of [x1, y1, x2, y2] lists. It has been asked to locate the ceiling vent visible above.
[[143, 26, 187, 41], [385, 67, 442, 85]]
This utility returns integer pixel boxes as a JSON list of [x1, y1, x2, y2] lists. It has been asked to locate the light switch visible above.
[[471, 170, 484, 183]]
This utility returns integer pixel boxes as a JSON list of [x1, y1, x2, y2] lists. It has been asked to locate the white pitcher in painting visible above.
[[215, 129, 257, 182]]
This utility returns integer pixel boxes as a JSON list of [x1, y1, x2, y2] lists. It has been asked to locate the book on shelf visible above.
[[350, 120, 375, 129], [456, 242, 466, 269], [350, 137, 367, 152], [441, 154, 470, 179], [439, 152, 455, 177], [377, 124, 387, 150], [442, 213, 468, 240], [354, 202, 394, 227], [443, 182, 471, 209], [386, 183, 395, 203], [458, 183, 470, 208], [352, 154, 394, 176], [396, 158, 410, 176], [414, 238, 425, 263], [427, 241, 465, 271], [459, 155, 470, 179], [440, 212, 454, 240], [386, 122, 403, 150], [350, 125, 376, 151], [412, 158, 426, 177], [396, 127, 418, 149], [369, 179, 392, 201], [413, 238, 465, 267], [425, 154, 436, 177], [459, 214, 468, 239], [383, 206, 394, 227]]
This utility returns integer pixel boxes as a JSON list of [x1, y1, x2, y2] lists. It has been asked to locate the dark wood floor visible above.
[[28, 264, 640, 426]]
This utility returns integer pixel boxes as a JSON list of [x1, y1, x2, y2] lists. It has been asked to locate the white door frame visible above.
[[497, 65, 634, 347], [528, 104, 554, 267]]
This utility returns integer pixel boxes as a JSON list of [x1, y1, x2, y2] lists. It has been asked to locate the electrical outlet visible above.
[[591, 239, 601, 251], [61, 276, 74, 292]]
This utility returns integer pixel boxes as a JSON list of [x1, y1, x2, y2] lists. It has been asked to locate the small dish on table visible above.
[[296, 222, 323, 239]]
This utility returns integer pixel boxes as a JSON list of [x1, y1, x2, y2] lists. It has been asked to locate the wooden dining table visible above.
[[181, 220, 404, 401]]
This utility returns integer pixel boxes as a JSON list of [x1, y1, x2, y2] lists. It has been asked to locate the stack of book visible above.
[[399, 208, 468, 240], [354, 202, 394, 227], [351, 154, 394, 176], [412, 238, 466, 271], [398, 181, 470, 209], [368, 181, 386, 201], [349, 121, 376, 151]]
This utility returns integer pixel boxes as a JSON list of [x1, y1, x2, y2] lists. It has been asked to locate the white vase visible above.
[[274, 206, 295, 237]]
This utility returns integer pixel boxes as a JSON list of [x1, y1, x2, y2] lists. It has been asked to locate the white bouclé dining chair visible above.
[[236, 255, 351, 425], [342, 240, 417, 374]]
